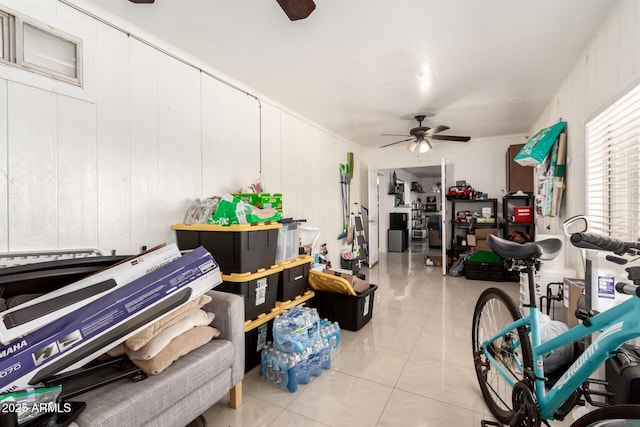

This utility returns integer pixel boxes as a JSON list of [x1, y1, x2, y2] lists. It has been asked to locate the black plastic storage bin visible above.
[[464, 261, 505, 281], [277, 255, 312, 302], [340, 257, 360, 274], [311, 284, 378, 331], [464, 251, 506, 282], [217, 265, 283, 321], [505, 269, 521, 282], [244, 313, 276, 373], [172, 223, 281, 274]]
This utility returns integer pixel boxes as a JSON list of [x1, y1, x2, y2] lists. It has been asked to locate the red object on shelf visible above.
[[447, 185, 473, 200], [513, 206, 533, 223]]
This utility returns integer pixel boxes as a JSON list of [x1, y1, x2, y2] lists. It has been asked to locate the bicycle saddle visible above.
[[486, 234, 562, 261]]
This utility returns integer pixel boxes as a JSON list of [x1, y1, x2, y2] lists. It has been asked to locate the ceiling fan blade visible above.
[[430, 135, 471, 142], [381, 133, 411, 137], [129, 0, 155, 3], [380, 137, 414, 148], [276, 0, 316, 21], [427, 125, 450, 135]]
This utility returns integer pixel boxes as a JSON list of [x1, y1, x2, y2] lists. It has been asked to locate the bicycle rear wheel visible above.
[[570, 404, 640, 426], [472, 287, 533, 424]]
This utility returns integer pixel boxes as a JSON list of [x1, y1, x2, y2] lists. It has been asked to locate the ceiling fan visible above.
[[275, 0, 316, 20], [380, 115, 471, 153], [128, 0, 316, 21]]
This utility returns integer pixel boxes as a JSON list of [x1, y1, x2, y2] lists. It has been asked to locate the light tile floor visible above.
[[198, 248, 584, 427]]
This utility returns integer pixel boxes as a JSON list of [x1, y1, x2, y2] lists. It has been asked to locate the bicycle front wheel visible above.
[[570, 404, 640, 427], [472, 287, 533, 424]]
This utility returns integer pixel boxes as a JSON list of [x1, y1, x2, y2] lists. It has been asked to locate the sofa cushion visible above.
[[74, 338, 234, 427], [138, 370, 233, 427]]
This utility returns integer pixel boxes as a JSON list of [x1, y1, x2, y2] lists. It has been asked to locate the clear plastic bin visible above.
[[276, 223, 299, 263]]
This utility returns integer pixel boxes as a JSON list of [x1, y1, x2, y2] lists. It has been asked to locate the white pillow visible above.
[[126, 310, 216, 360], [126, 294, 212, 351]]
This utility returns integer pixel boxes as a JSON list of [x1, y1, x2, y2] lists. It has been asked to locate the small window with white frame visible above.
[[16, 18, 82, 85], [586, 80, 640, 241], [0, 11, 12, 62], [0, 8, 82, 86]]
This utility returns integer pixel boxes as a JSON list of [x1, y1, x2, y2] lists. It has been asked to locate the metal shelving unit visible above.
[[502, 194, 535, 242], [449, 198, 498, 259]]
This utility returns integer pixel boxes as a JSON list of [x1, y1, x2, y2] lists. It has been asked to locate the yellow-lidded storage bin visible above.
[[276, 290, 315, 311], [217, 264, 283, 321], [276, 255, 312, 302], [244, 307, 282, 373], [171, 222, 282, 274], [308, 270, 377, 331], [308, 269, 357, 296]]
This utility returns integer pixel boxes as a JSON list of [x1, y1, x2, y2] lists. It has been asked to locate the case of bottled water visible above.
[[261, 305, 340, 392]]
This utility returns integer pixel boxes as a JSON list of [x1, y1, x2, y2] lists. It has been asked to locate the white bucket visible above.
[[299, 226, 320, 257]]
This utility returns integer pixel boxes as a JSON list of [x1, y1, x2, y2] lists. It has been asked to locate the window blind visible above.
[[586, 82, 640, 242]]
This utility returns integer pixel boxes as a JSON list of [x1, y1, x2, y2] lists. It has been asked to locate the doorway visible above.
[[370, 162, 449, 275]]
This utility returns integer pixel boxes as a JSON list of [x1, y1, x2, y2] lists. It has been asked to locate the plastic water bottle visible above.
[[319, 319, 341, 350], [308, 344, 322, 377], [331, 321, 341, 350], [262, 345, 273, 381], [319, 338, 331, 370], [296, 349, 311, 384], [285, 354, 298, 393], [274, 351, 289, 390]]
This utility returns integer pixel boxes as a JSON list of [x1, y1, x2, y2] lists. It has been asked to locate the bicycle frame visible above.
[[482, 293, 640, 420]]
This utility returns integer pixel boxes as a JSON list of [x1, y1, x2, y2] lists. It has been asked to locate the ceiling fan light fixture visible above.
[[418, 139, 432, 153], [380, 114, 470, 150]]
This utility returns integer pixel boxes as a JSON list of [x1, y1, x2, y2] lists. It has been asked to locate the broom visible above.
[[337, 165, 349, 240]]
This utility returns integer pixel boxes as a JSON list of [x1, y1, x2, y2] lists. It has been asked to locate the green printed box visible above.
[[233, 193, 283, 215]]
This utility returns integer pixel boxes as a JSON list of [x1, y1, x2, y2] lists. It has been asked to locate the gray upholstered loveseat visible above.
[[72, 290, 244, 427]]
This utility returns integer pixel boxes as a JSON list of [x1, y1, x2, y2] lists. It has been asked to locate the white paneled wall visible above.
[[95, 22, 131, 254], [157, 52, 199, 246], [58, 95, 98, 249], [0, 81, 7, 252], [8, 83, 58, 251], [200, 74, 220, 198], [260, 102, 284, 192], [0, 0, 363, 260], [217, 83, 261, 193], [279, 112, 357, 260], [130, 38, 160, 252], [529, 0, 640, 272]]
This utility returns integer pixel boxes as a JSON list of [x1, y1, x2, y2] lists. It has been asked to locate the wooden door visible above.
[[506, 144, 534, 193]]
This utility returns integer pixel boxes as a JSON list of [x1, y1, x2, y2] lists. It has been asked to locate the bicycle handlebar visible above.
[[570, 232, 640, 253], [615, 281, 640, 297]]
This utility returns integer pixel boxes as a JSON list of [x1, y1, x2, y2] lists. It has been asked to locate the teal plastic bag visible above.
[[514, 121, 566, 167]]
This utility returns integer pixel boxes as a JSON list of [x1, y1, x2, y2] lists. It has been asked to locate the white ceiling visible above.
[[83, 0, 618, 150]]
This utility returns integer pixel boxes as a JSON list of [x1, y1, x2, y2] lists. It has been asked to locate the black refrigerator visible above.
[[388, 213, 408, 252]]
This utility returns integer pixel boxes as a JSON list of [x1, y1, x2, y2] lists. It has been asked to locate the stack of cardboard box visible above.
[[466, 228, 499, 252]]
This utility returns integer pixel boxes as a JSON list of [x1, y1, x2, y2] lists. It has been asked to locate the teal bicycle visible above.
[[472, 217, 640, 426]]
